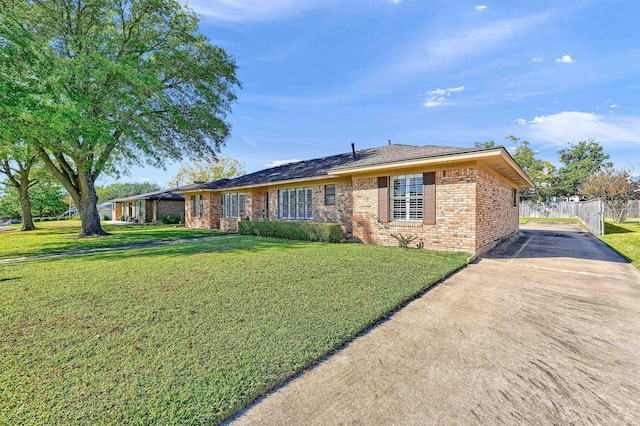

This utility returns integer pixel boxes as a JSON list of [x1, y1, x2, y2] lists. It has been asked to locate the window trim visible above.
[[222, 192, 246, 219], [279, 187, 313, 220], [324, 184, 336, 206], [192, 195, 203, 218], [391, 174, 424, 222]]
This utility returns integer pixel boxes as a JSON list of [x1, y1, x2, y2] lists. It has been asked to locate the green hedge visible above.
[[238, 220, 342, 243]]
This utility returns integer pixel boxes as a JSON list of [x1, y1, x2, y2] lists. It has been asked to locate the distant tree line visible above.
[[475, 137, 638, 222]]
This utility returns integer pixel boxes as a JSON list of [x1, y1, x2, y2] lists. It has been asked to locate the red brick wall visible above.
[[475, 168, 519, 252], [352, 169, 477, 252], [185, 192, 221, 229], [311, 181, 353, 235]]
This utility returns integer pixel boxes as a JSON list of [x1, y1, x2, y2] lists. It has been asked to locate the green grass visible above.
[[600, 220, 640, 268], [519, 217, 581, 224], [0, 220, 223, 259], [0, 237, 468, 424]]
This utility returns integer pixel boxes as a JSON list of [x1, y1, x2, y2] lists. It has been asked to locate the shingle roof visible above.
[[113, 188, 185, 202], [181, 144, 492, 191]]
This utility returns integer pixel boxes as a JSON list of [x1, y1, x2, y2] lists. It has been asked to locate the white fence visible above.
[[520, 200, 604, 235]]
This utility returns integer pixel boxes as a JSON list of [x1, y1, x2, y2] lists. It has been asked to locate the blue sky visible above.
[[105, 0, 640, 186]]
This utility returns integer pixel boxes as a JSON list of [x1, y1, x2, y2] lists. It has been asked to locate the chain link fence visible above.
[[604, 200, 640, 222]]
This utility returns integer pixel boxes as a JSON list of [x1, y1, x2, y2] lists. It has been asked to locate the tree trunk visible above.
[[75, 174, 108, 237], [18, 181, 36, 231]]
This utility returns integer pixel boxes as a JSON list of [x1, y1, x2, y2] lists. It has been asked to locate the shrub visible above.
[[391, 233, 418, 248], [159, 215, 182, 224], [238, 220, 342, 243]]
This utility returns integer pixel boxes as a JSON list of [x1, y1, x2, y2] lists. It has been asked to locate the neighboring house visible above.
[[177, 144, 534, 255], [65, 202, 113, 219], [112, 189, 185, 223]]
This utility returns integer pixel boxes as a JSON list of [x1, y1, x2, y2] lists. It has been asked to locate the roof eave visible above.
[[329, 149, 535, 188]]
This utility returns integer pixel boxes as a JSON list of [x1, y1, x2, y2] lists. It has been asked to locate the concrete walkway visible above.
[[229, 222, 640, 425]]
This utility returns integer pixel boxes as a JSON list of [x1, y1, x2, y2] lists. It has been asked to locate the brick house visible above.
[[177, 144, 533, 255], [112, 189, 185, 223]]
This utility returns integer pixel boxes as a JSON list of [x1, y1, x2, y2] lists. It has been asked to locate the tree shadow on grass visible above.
[[24, 235, 314, 265], [605, 222, 633, 234]]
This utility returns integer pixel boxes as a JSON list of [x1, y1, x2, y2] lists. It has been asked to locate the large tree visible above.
[[555, 139, 612, 197], [0, 142, 40, 230], [507, 136, 555, 201], [172, 156, 245, 186], [0, 0, 240, 236], [581, 168, 634, 223]]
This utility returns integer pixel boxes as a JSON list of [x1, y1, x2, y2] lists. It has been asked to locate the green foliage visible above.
[[474, 140, 503, 148], [239, 220, 343, 243], [391, 233, 418, 248], [507, 135, 556, 201], [0, 237, 468, 423], [0, 180, 67, 219], [0, 186, 20, 219], [158, 214, 182, 224], [96, 182, 161, 203], [173, 156, 246, 186], [0, 0, 240, 236], [555, 139, 612, 197]]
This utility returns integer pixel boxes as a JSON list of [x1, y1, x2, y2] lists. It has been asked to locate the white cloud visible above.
[[555, 55, 575, 63], [388, 13, 550, 80], [266, 159, 301, 167], [186, 0, 337, 23], [389, 0, 402, 3], [532, 57, 543, 62], [514, 118, 527, 125], [423, 86, 465, 108], [610, 104, 618, 108], [525, 111, 640, 147], [475, 5, 487, 11]]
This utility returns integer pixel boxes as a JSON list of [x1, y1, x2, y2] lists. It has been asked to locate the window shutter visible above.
[[377, 177, 390, 223], [423, 172, 436, 225]]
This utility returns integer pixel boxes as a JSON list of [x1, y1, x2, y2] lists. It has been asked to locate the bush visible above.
[[238, 220, 342, 243], [159, 215, 182, 224]]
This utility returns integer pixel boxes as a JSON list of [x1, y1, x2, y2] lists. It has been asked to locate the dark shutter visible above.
[[377, 177, 390, 223], [423, 172, 436, 225]]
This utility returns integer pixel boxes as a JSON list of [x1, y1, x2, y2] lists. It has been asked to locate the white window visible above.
[[279, 187, 312, 219], [223, 193, 246, 218], [391, 174, 423, 221]]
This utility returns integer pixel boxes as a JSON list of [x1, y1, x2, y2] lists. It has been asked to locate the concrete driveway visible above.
[[229, 222, 640, 425]]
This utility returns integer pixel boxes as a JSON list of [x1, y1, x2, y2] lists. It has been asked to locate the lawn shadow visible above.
[[24, 235, 315, 265], [604, 222, 634, 234]]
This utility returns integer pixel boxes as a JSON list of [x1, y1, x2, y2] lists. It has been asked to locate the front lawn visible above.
[[0, 220, 222, 259], [600, 221, 640, 268], [0, 237, 468, 424]]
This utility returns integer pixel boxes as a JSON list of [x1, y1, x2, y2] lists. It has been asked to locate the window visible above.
[[192, 195, 203, 218], [222, 193, 246, 218], [391, 174, 423, 221], [279, 187, 312, 219], [325, 184, 336, 206]]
